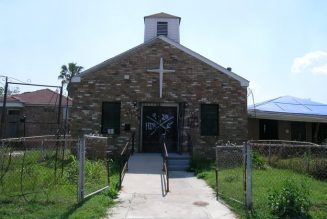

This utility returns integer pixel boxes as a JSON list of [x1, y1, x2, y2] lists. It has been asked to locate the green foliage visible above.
[[0, 149, 120, 219], [252, 152, 267, 170], [273, 157, 327, 181], [67, 169, 119, 219], [0, 86, 20, 96], [193, 162, 327, 219], [65, 155, 78, 183], [224, 175, 240, 183], [268, 179, 311, 219], [310, 159, 327, 180], [190, 157, 214, 174], [58, 63, 83, 86], [196, 172, 207, 179]]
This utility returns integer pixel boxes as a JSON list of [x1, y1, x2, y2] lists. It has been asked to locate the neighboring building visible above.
[[0, 89, 72, 137], [248, 96, 327, 143], [70, 12, 249, 157]]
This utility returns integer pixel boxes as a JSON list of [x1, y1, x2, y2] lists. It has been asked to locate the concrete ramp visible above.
[[120, 153, 163, 194], [107, 153, 237, 219]]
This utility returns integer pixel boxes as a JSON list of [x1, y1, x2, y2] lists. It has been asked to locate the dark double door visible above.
[[142, 106, 178, 153]]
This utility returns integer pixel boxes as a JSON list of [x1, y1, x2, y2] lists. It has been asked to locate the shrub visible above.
[[268, 179, 311, 219], [310, 159, 327, 180], [190, 158, 214, 174], [224, 175, 240, 183], [252, 152, 267, 170]]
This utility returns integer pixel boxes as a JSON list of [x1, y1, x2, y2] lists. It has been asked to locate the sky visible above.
[[1, 0, 327, 104]]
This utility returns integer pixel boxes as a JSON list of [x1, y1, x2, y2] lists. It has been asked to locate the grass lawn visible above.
[[193, 163, 327, 219], [0, 149, 120, 219]]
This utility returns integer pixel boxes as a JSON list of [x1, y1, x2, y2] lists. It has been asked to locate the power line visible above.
[[0, 75, 29, 84]]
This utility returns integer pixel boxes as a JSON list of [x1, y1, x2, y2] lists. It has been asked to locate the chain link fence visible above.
[[249, 140, 327, 218], [215, 141, 327, 218], [250, 140, 327, 180], [0, 135, 114, 205], [0, 135, 78, 204], [77, 135, 111, 201], [215, 144, 247, 206]]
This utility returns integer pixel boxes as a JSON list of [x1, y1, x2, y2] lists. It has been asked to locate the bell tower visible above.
[[144, 12, 181, 43]]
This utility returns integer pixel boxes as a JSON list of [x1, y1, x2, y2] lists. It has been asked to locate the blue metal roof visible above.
[[249, 96, 327, 116]]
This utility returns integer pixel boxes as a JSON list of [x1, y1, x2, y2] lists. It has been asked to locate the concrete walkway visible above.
[[106, 153, 237, 219]]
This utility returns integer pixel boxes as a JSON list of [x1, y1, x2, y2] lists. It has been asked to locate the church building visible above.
[[70, 12, 249, 157]]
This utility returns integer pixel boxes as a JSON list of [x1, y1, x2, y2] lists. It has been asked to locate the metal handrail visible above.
[[120, 141, 130, 156], [162, 142, 169, 192], [118, 134, 134, 189]]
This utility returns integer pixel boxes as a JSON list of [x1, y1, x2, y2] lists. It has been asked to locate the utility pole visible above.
[[0, 77, 8, 138], [57, 83, 63, 132]]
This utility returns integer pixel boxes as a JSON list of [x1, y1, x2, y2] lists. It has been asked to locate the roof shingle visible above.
[[1, 89, 72, 106], [144, 12, 181, 22]]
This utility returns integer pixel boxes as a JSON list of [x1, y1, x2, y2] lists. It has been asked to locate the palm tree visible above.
[[58, 63, 83, 85], [58, 63, 83, 134]]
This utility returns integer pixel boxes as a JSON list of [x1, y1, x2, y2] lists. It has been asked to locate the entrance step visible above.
[[168, 153, 191, 171]]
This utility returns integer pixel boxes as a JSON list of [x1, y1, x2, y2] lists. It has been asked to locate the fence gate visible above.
[[215, 143, 252, 209], [78, 135, 110, 202]]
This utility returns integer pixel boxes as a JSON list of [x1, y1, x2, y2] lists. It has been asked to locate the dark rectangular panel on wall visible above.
[[200, 104, 219, 136], [291, 122, 306, 141], [313, 123, 327, 143], [259, 119, 278, 140], [101, 102, 121, 134]]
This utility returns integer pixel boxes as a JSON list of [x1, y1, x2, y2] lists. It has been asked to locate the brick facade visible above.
[[0, 106, 67, 137], [70, 38, 248, 158]]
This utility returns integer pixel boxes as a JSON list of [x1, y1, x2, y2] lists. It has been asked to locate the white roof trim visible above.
[[73, 36, 249, 87], [0, 102, 24, 108], [248, 110, 327, 123]]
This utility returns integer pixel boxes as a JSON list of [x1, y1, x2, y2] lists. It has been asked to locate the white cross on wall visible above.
[[147, 57, 175, 98]]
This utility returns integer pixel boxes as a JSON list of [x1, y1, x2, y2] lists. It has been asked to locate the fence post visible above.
[[268, 144, 271, 164], [246, 142, 253, 210], [243, 142, 246, 205], [41, 140, 45, 160], [78, 136, 85, 203], [215, 146, 219, 200], [306, 146, 311, 173], [107, 135, 112, 186]]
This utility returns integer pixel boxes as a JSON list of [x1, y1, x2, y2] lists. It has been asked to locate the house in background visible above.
[[69, 12, 249, 158], [248, 96, 327, 143], [0, 89, 72, 137]]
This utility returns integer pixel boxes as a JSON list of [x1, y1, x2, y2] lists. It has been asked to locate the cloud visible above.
[[291, 51, 327, 75], [312, 63, 327, 75]]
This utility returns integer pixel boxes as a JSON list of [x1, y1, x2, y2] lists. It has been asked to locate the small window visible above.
[[101, 102, 121, 134], [157, 22, 168, 36], [200, 104, 219, 136]]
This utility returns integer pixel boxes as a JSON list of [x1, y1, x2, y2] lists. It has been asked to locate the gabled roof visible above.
[[248, 96, 327, 122], [144, 12, 181, 22], [73, 36, 249, 87], [0, 89, 72, 107]]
